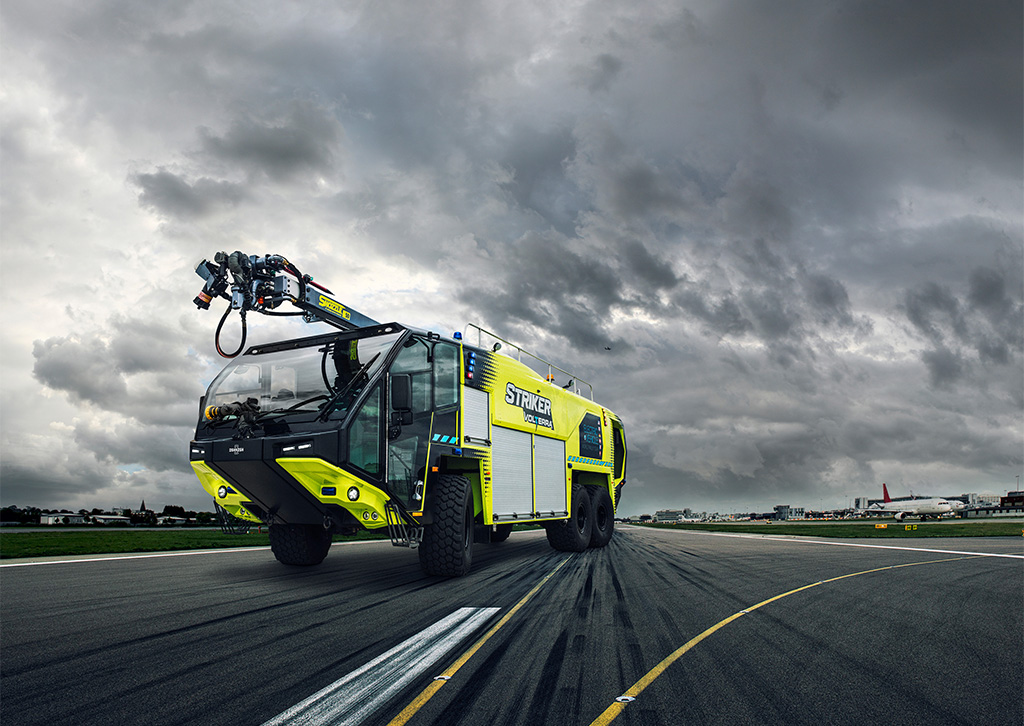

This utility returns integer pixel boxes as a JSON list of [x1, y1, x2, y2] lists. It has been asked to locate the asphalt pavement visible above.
[[1, 526, 1021, 726]]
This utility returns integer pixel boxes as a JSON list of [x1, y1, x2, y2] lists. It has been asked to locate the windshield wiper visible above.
[[316, 352, 380, 421], [255, 394, 330, 421]]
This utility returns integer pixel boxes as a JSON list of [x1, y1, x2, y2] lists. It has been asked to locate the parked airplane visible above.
[[863, 483, 965, 521]]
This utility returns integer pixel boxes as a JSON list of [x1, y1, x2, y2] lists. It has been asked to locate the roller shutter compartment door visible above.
[[490, 426, 533, 519], [463, 387, 490, 443], [533, 435, 567, 517]]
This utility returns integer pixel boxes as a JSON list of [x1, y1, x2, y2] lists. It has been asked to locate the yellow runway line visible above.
[[589, 556, 974, 726], [388, 556, 571, 726]]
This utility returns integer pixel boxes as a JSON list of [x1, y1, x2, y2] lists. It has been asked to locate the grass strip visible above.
[[0, 529, 388, 559], [3, 520, 1019, 560], [641, 521, 1023, 538]]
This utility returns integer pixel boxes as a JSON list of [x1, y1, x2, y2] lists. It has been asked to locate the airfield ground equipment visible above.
[[188, 251, 627, 576]]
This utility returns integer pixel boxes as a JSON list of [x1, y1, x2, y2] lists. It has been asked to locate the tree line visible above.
[[1, 505, 217, 526]]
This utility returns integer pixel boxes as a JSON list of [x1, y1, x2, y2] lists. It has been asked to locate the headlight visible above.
[[217, 485, 228, 499], [347, 486, 360, 501]]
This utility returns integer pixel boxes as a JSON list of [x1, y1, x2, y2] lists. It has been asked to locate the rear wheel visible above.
[[589, 487, 614, 548], [545, 483, 593, 552], [269, 523, 332, 566], [419, 474, 474, 576]]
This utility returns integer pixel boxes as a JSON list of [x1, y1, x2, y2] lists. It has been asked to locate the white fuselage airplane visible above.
[[864, 483, 965, 521]]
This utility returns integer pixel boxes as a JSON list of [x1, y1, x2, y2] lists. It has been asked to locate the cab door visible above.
[[385, 338, 461, 510], [387, 338, 431, 509]]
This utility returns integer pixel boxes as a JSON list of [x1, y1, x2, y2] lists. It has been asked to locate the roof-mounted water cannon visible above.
[[193, 251, 378, 358]]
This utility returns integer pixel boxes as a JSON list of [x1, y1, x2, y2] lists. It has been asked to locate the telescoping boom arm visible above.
[[193, 251, 378, 357]]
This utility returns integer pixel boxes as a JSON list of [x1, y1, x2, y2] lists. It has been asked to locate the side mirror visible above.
[[390, 374, 414, 425]]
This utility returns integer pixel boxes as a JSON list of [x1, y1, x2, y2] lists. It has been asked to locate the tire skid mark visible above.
[[1, 589, 349, 678], [387, 556, 571, 726], [522, 630, 570, 725], [589, 555, 982, 726]]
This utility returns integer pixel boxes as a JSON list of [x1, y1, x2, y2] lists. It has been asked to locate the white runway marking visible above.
[[668, 529, 1024, 559], [261, 607, 500, 726]]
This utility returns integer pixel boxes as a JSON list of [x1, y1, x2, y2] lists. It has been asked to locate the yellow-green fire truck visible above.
[[188, 252, 626, 576]]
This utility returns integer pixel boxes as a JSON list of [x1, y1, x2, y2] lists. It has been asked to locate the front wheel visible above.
[[269, 523, 332, 566], [419, 474, 474, 577]]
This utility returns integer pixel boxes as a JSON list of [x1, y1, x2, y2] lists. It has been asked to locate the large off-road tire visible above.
[[419, 474, 474, 577], [545, 483, 593, 552], [589, 487, 614, 548], [269, 523, 332, 566], [490, 524, 514, 543]]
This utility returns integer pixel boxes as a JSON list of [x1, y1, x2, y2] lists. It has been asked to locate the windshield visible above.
[[204, 330, 404, 419]]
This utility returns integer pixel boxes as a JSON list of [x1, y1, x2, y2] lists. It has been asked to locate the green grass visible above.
[[640, 520, 1024, 538], [0, 528, 388, 559], [3, 520, 1019, 560]]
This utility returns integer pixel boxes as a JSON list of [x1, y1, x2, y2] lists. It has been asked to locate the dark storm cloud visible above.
[[802, 274, 854, 328], [816, 0, 1023, 167], [742, 289, 798, 340], [857, 399, 1021, 472], [611, 163, 689, 219], [621, 240, 679, 291], [198, 102, 344, 181], [901, 264, 1022, 391], [72, 421, 188, 473], [674, 288, 753, 338], [0, 456, 112, 505], [904, 283, 965, 345], [717, 171, 793, 246], [457, 228, 683, 353], [499, 125, 581, 237], [460, 233, 628, 351], [575, 53, 624, 93], [32, 337, 128, 407], [921, 346, 965, 389], [32, 316, 205, 417], [133, 170, 247, 219], [969, 266, 1008, 311], [967, 266, 1023, 357]]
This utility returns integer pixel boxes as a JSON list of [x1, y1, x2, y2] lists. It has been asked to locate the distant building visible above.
[[654, 509, 684, 523], [40, 514, 85, 525], [92, 514, 131, 525], [1000, 491, 1024, 507]]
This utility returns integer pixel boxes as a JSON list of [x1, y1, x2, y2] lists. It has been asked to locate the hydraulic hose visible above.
[[215, 303, 247, 358]]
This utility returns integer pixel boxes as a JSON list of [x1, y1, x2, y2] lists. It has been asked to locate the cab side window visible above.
[[349, 383, 382, 476], [433, 343, 459, 410], [391, 338, 431, 414]]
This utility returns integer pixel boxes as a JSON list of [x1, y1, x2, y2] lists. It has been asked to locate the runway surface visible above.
[[2, 526, 1021, 726]]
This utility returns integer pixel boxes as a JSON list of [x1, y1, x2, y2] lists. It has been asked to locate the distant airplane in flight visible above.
[[863, 483, 965, 521]]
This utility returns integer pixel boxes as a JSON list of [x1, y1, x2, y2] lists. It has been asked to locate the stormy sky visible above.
[[1, 0, 1021, 516]]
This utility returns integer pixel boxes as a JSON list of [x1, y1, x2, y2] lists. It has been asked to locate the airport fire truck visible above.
[[188, 252, 627, 576]]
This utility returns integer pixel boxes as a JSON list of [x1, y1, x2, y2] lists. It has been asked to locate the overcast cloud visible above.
[[1, 0, 1021, 515]]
